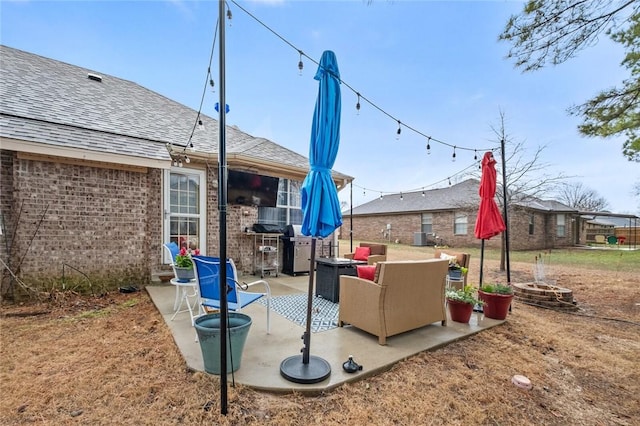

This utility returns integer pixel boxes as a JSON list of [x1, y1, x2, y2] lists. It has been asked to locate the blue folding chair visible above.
[[192, 255, 271, 333]]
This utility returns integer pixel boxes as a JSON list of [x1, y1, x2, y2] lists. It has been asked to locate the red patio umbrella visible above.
[[475, 152, 506, 285]]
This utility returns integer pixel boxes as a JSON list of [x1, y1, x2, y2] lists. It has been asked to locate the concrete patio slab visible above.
[[147, 273, 504, 394]]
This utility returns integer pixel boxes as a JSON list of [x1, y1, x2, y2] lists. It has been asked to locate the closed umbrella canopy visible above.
[[300, 50, 343, 238], [475, 152, 505, 240], [281, 50, 342, 384]]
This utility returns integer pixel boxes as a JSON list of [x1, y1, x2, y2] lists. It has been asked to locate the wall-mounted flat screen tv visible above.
[[227, 170, 279, 207]]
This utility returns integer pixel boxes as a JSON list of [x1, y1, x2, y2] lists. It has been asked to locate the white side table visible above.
[[169, 278, 199, 325], [446, 275, 464, 291]]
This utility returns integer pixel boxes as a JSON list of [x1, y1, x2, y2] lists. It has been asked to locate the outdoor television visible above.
[[227, 169, 279, 207]]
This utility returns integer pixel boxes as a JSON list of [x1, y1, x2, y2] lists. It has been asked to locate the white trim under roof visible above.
[[2, 138, 170, 170]]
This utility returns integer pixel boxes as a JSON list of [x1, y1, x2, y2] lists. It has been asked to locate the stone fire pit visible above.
[[513, 282, 578, 311]]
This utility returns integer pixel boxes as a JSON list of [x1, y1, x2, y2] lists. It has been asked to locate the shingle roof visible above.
[[347, 179, 587, 216], [348, 179, 481, 215], [0, 45, 350, 180], [513, 199, 576, 213]]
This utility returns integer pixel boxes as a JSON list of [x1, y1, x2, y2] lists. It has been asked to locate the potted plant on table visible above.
[[446, 285, 482, 323], [478, 283, 514, 320], [447, 261, 468, 281], [173, 246, 200, 281]]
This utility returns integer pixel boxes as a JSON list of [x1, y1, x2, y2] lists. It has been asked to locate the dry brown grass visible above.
[[1, 244, 638, 425]]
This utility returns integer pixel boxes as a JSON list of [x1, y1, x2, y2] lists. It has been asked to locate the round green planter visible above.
[[194, 313, 252, 374]]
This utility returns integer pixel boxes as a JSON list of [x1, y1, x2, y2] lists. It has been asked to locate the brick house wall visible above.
[[341, 207, 574, 251], [0, 151, 267, 295], [1, 151, 157, 294]]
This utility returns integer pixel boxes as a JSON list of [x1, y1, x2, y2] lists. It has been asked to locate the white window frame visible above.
[[258, 178, 302, 226], [421, 213, 433, 234], [163, 168, 207, 263], [529, 213, 535, 235], [454, 212, 468, 235], [557, 214, 566, 237]]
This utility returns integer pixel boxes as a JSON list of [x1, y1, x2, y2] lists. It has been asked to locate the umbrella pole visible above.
[[350, 182, 353, 253], [302, 239, 316, 364], [479, 239, 485, 286], [280, 238, 331, 384]]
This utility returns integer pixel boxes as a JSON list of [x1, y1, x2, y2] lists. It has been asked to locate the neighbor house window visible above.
[[164, 168, 207, 262], [258, 178, 302, 227], [454, 213, 468, 235], [529, 213, 535, 235], [557, 214, 566, 237], [421, 213, 433, 234]]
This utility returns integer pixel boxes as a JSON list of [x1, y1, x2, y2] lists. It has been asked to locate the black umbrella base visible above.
[[280, 355, 331, 384]]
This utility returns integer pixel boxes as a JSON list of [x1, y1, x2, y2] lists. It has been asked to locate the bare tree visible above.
[[555, 181, 610, 212], [478, 111, 570, 270]]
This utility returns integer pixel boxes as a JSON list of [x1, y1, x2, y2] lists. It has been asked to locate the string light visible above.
[[226, 4, 233, 22], [298, 50, 304, 76], [209, 77, 215, 92], [350, 160, 479, 203], [452, 146, 456, 162], [363, 189, 366, 197], [356, 93, 361, 115], [228, 0, 498, 156], [396, 120, 401, 140], [474, 150, 478, 161], [426, 137, 431, 155], [400, 192, 403, 201]]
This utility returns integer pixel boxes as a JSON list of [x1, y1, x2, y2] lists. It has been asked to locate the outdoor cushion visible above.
[[356, 265, 377, 281], [353, 246, 371, 261]]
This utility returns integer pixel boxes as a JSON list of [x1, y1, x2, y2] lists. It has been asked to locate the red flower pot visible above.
[[478, 290, 513, 320], [447, 299, 474, 323]]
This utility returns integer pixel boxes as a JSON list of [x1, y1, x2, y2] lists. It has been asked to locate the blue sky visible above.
[[2, 0, 638, 214]]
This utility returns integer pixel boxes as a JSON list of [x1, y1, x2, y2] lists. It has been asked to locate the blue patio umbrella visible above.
[[280, 50, 342, 384]]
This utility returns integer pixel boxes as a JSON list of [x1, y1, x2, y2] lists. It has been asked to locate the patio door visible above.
[[163, 168, 206, 263]]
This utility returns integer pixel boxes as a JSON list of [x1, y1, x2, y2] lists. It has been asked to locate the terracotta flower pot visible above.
[[447, 299, 474, 323], [478, 290, 513, 320]]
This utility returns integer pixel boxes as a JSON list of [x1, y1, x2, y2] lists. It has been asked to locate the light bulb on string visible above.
[[452, 146, 456, 162], [448, 177, 451, 186], [189, 142, 195, 151], [421, 188, 425, 197], [198, 119, 204, 130], [474, 150, 478, 161], [426, 137, 431, 155], [396, 120, 401, 140], [363, 189, 366, 197], [298, 50, 304, 76], [172, 159, 178, 167], [226, 3, 232, 23], [185, 156, 191, 164], [400, 192, 403, 201], [379, 193, 383, 200], [356, 93, 361, 115], [209, 78, 215, 93]]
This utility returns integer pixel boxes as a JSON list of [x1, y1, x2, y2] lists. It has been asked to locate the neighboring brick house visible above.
[[340, 179, 580, 251], [0, 45, 351, 294]]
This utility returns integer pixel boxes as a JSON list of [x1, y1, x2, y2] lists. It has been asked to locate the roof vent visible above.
[[87, 73, 103, 82]]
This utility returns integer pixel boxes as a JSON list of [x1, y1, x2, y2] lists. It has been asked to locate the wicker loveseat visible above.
[[338, 259, 449, 345], [343, 242, 387, 265]]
